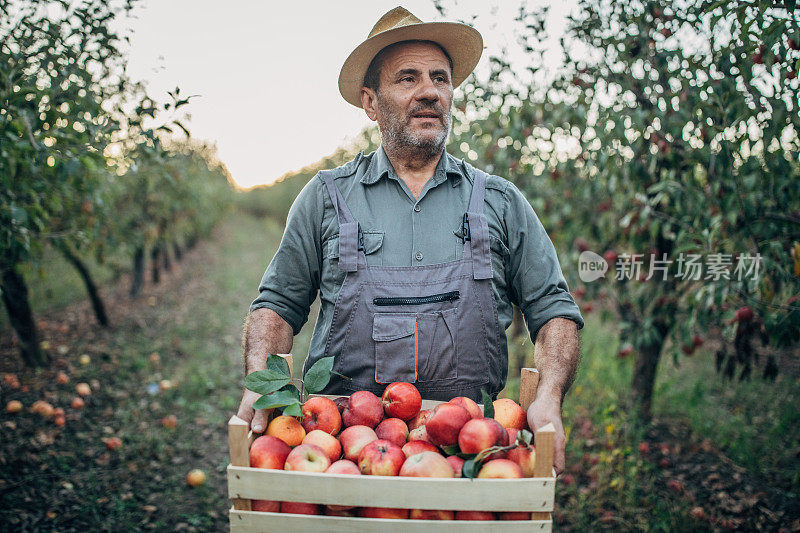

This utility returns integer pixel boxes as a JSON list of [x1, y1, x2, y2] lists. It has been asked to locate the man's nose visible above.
[[414, 76, 440, 102]]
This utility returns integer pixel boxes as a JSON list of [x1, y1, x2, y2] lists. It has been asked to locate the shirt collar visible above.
[[361, 145, 464, 187]]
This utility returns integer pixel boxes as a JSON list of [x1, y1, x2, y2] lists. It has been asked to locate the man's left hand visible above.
[[526, 395, 566, 476]]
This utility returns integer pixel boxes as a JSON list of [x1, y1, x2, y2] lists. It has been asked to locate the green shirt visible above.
[[251, 146, 583, 378]]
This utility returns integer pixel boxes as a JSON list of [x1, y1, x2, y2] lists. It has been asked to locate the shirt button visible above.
[[415, 251, 423, 261], [414, 204, 421, 212]]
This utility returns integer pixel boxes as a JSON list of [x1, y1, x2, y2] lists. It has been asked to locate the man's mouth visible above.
[[411, 112, 440, 120]]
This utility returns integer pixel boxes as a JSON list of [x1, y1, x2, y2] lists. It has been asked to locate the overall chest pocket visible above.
[[372, 294, 459, 384]]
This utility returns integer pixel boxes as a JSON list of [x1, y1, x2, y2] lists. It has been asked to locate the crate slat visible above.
[[227, 466, 554, 512], [229, 509, 552, 533]]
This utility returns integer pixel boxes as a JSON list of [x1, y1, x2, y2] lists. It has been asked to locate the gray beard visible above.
[[377, 99, 452, 160]]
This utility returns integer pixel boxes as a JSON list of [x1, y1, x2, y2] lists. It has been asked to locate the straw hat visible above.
[[338, 6, 483, 108]]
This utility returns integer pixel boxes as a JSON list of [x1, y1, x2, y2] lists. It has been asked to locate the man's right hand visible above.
[[237, 388, 271, 434]]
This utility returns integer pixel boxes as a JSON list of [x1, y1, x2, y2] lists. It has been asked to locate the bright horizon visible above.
[[122, 1, 578, 189]]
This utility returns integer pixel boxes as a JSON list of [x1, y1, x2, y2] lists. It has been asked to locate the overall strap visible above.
[[321, 171, 360, 273], [465, 166, 493, 280]]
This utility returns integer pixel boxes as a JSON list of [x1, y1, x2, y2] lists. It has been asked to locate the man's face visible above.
[[371, 42, 453, 158]]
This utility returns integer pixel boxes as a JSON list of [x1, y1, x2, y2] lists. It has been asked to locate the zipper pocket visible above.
[[374, 291, 460, 306]]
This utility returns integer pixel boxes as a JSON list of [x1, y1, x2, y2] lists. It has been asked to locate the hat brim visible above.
[[338, 21, 483, 108]]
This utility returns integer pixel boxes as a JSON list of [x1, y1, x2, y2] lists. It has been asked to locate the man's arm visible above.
[[236, 307, 294, 433], [526, 317, 581, 475]]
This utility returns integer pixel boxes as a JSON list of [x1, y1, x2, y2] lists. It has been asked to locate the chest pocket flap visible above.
[[326, 231, 384, 258]]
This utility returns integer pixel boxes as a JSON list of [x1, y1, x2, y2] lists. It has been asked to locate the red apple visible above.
[[301, 397, 342, 436], [506, 445, 537, 477], [339, 425, 378, 462], [456, 510, 496, 520], [375, 418, 409, 447], [477, 459, 523, 478], [499, 511, 533, 520], [359, 507, 409, 519], [407, 425, 433, 443], [407, 409, 432, 431], [446, 455, 464, 477], [399, 451, 455, 478], [325, 459, 361, 475], [734, 306, 754, 323], [252, 500, 280, 512], [448, 396, 482, 419], [358, 439, 405, 476], [250, 435, 292, 469], [458, 417, 509, 455], [280, 501, 321, 515], [402, 440, 439, 458], [492, 399, 527, 430], [426, 403, 471, 447], [506, 428, 518, 443], [284, 443, 331, 473], [410, 509, 454, 520], [333, 396, 348, 416], [342, 391, 384, 428], [302, 429, 341, 463], [381, 382, 422, 421]]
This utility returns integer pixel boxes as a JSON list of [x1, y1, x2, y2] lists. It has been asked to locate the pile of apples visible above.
[[248, 382, 537, 520]]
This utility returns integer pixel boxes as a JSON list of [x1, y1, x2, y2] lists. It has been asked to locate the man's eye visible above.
[[401, 76, 414, 82]]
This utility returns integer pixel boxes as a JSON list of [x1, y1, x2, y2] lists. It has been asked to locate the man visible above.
[[237, 6, 583, 474]]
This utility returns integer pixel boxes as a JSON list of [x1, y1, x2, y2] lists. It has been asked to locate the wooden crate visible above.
[[227, 356, 556, 532]]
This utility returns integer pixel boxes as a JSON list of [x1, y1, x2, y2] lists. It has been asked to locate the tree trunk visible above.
[[162, 240, 171, 272], [631, 340, 663, 423], [173, 240, 182, 262], [130, 246, 145, 297], [1, 267, 49, 367], [151, 245, 161, 284], [57, 243, 109, 327]]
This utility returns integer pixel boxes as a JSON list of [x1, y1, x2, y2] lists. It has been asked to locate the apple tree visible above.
[[445, 0, 799, 421]]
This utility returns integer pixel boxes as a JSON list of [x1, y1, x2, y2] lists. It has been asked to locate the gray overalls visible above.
[[318, 163, 503, 402]]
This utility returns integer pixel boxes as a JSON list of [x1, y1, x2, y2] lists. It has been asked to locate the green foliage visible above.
[[244, 356, 335, 416], [442, 0, 799, 417]]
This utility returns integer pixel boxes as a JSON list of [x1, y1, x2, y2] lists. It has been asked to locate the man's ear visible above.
[[360, 88, 378, 121]]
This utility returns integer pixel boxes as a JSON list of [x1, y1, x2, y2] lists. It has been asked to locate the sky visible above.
[[122, 1, 578, 189]]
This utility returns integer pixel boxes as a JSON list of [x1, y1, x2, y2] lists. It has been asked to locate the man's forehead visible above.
[[380, 42, 450, 73]]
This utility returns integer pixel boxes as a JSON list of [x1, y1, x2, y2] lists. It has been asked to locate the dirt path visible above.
[[0, 212, 284, 532]]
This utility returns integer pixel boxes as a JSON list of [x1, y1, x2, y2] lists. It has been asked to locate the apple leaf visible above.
[[252, 386, 301, 410], [517, 429, 533, 446], [461, 458, 481, 479], [266, 353, 291, 377], [481, 389, 494, 419], [244, 369, 291, 396], [441, 444, 460, 456], [303, 356, 334, 394], [282, 401, 303, 418]]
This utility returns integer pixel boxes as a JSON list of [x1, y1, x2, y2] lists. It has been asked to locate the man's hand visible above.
[[236, 388, 271, 434], [527, 395, 567, 475], [239, 308, 293, 433]]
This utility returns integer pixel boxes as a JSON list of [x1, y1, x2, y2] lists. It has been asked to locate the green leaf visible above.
[[440, 444, 460, 456], [244, 369, 291, 396], [462, 458, 481, 479], [252, 386, 301, 410], [266, 353, 291, 377], [282, 402, 303, 417], [303, 356, 334, 394], [517, 429, 533, 446], [481, 389, 495, 419]]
